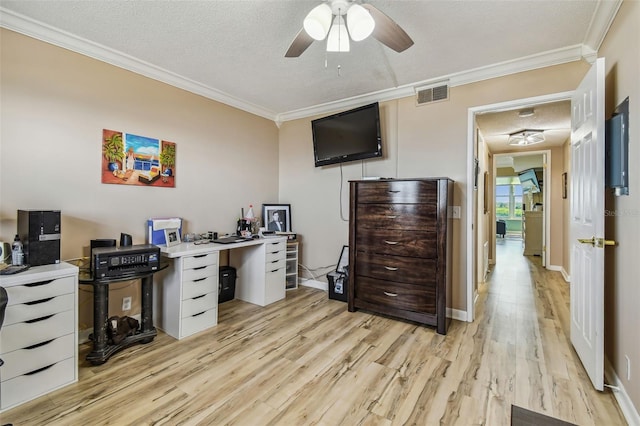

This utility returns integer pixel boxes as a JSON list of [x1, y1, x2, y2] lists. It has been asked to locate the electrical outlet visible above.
[[626, 355, 631, 381], [122, 296, 132, 311], [451, 206, 461, 219]]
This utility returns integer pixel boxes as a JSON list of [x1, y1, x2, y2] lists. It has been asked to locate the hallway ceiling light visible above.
[[508, 129, 545, 146]]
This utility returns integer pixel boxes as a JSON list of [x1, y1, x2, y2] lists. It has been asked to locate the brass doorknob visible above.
[[577, 236, 617, 247]]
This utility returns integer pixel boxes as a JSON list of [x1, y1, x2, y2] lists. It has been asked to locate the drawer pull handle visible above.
[[384, 266, 398, 271], [193, 266, 207, 270], [270, 269, 280, 273], [193, 277, 207, 282], [25, 314, 55, 324], [193, 254, 208, 258], [25, 363, 56, 376], [192, 311, 206, 317], [25, 339, 55, 350], [386, 215, 398, 219], [383, 291, 398, 297], [192, 294, 206, 300], [383, 240, 399, 245], [25, 297, 55, 305], [24, 280, 54, 288], [271, 260, 279, 264], [388, 190, 401, 193]]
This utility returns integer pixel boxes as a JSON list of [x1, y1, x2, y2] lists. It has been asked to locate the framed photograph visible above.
[[262, 204, 292, 232], [562, 172, 568, 199], [474, 158, 480, 190], [164, 228, 181, 247], [336, 245, 348, 274]]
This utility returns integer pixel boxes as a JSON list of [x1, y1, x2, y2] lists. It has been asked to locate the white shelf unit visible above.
[[286, 240, 298, 290], [0, 263, 79, 412]]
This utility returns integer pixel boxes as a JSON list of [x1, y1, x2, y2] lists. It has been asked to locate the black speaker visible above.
[[120, 233, 133, 246], [219, 266, 236, 303], [17, 210, 61, 266]]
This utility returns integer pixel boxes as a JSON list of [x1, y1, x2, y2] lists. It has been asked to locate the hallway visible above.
[[481, 238, 625, 424]]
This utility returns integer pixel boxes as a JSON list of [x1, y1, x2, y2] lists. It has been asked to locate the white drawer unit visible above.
[[286, 241, 298, 290], [154, 251, 219, 340], [0, 263, 79, 413]]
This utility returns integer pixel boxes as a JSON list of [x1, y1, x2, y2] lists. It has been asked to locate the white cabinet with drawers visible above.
[[154, 251, 219, 340], [0, 263, 79, 412]]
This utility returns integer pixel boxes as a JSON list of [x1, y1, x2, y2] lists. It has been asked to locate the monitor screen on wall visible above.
[[311, 102, 382, 167]]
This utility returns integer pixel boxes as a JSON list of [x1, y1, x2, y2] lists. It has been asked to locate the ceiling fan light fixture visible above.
[[346, 4, 375, 41], [327, 15, 350, 52], [508, 130, 546, 146], [303, 3, 332, 40]]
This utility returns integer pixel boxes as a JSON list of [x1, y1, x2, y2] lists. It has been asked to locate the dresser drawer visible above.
[[1, 357, 76, 411], [1, 333, 75, 381], [182, 275, 217, 300], [180, 308, 217, 338], [182, 292, 217, 318], [4, 293, 74, 327], [1, 310, 75, 354], [355, 253, 436, 285], [182, 253, 217, 270], [182, 264, 217, 282], [356, 204, 436, 230], [355, 276, 436, 314], [5, 276, 75, 306], [356, 229, 438, 258], [356, 180, 438, 204]]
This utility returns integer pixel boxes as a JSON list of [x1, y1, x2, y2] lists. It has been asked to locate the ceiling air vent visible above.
[[415, 82, 449, 105]]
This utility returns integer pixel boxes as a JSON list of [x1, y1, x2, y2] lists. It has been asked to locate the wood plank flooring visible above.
[[2, 239, 627, 425]]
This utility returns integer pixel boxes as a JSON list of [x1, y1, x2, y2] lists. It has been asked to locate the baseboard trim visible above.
[[447, 308, 468, 322], [604, 356, 640, 426], [299, 278, 328, 291], [545, 264, 570, 282]]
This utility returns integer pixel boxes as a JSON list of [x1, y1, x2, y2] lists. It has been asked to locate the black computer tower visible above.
[[17, 210, 61, 266], [219, 266, 237, 303]]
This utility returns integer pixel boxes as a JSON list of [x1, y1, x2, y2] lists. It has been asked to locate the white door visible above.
[[570, 58, 605, 391]]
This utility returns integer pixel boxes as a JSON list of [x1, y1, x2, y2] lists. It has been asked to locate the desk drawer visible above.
[[1, 357, 75, 412], [1, 333, 75, 381], [5, 276, 75, 306], [265, 240, 286, 253], [4, 293, 74, 326], [182, 292, 217, 318], [182, 275, 217, 300], [180, 308, 217, 338], [1, 310, 75, 354], [264, 266, 285, 305], [265, 248, 286, 263], [183, 253, 217, 270], [182, 264, 217, 282], [265, 258, 286, 272]]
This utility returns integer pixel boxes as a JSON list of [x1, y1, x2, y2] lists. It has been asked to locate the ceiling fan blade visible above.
[[362, 4, 414, 53], [285, 28, 315, 57]]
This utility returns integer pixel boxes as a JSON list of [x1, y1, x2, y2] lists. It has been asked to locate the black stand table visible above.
[[79, 264, 167, 365]]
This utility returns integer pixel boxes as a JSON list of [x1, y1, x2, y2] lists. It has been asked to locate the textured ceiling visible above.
[[0, 0, 619, 123]]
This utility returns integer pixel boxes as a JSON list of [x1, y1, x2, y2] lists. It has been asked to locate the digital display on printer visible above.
[[109, 254, 147, 266]]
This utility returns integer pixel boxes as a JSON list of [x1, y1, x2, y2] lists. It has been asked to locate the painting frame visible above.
[[262, 204, 292, 233], [336, 245, 349, 274], [562, 172, 568, 199], [164, 228, 181, 247]]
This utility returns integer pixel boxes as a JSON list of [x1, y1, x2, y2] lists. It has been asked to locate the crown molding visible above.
[[0, 7, 279, 121], [1, 1, 620, 124]]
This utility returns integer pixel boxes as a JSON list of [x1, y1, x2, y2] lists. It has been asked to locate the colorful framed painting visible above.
[[101, 129, 176, 187]]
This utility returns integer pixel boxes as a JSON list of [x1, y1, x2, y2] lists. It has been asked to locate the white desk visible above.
[[154, 237, 287, 339]]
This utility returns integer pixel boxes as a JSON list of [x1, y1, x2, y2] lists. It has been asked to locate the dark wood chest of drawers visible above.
[[348, 178, 453, 334]]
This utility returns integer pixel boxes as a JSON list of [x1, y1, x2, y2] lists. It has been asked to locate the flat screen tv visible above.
[[311, 102, 382, 167]]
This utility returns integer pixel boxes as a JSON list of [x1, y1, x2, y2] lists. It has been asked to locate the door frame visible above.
[[466, 91, 573, 321]]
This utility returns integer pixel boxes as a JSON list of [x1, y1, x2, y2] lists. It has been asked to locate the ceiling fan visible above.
[[285, 0, 414, 57]]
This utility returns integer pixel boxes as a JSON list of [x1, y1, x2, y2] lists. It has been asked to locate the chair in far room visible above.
[[496, 220, 506, 238]]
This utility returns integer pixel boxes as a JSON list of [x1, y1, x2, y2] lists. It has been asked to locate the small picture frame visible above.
[[336, 245, 348, 274], [262, 204, 292, 232], [562, 172, 568, 199], [164, 228, 181, 247]]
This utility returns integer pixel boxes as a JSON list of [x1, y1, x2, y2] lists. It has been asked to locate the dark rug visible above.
[[511, 405, 576, 426]]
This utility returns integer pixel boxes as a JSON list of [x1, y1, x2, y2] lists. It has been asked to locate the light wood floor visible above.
[[2, 239, 627, 425]]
